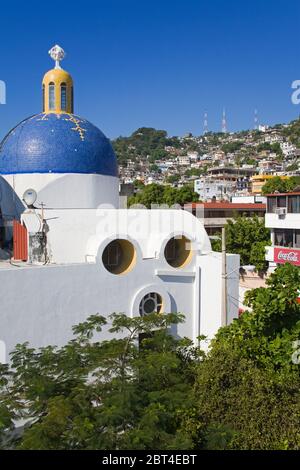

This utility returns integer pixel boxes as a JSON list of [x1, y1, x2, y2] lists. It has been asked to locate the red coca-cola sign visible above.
[[274, 247, 300, 266]]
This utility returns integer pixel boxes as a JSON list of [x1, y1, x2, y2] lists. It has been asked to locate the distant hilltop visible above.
[[114, 120, 300, 182]]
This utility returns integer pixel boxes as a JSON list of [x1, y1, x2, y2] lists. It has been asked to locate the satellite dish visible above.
[[23, 188, 37, 207]]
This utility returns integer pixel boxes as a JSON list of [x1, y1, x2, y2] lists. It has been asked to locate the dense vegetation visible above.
[[113, 128, 182, 165], [256, 141, 283, 158], [211, 215, 271, 273], [128, 183, 199, 208], [282, 118, 300, 148], [0, 264, 300, 450], [221, 140, 244, 154], [188, 263, 300, 450], [262, 175, 300, 195]]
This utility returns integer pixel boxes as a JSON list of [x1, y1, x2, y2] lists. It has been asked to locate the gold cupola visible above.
[[42, 45, 73, 114]]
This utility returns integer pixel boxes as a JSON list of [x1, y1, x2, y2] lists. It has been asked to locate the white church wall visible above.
[[21, 208, 212, 265], [0, 252, 239, 364], [0, 258, 198, 363], [1, 196, 239, 363], [196, 252, 240, 342], [2, 173, 119, 209]]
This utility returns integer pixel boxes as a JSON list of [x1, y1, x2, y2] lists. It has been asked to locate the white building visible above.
[[258, 125, 269, 133], [280, 141, 297, 157], [177, 155, 190, 166], [194, 178, 235, 201], [265, 191, 300, 270], [264, 134, 283, 144], [187, 151, 199, 161], [231, 195, 266, 204], [0, 46, 239, 363]]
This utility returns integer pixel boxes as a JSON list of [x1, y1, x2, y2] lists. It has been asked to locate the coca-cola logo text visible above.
[[274, 248, 300, 265]]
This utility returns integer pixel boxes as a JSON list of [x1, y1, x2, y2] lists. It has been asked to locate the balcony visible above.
[[265, 212, 300, 230]]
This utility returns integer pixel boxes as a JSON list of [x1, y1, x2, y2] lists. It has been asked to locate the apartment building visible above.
[[265, 191, 300, 269]]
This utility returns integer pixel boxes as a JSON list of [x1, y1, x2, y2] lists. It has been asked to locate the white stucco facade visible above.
[[2, 173, 119, 209], [0, 199, 239, 362]]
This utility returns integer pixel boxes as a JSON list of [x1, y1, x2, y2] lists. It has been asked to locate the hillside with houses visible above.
[[115, 120, 300, 200]]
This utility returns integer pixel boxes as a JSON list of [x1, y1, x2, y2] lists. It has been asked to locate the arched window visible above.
[[139, 293, 163, 316], [48, 82, 55, 111], [102, 239, 136, 275], [60, 83, 67, 111], [42, 84, 45, 112], [164, 236, 193, 268]]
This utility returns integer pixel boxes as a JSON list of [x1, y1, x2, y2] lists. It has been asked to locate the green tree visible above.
[[286, 163, 299, 172], [262, 176, 289, 194], [128, 183, 199, 208], [262, 176, 300, 195], [221, 141, 243, 154], [113, 128, 170, 163], [249, 240, 271, 274], [149, 163, 160, 172], [184, 168, 202, 178], [133, 179, 145, 190], [185, 264, 300, 450], [166, 174, 180, 184], [0, 313, 202, 450], [216, 216, 270, 272]]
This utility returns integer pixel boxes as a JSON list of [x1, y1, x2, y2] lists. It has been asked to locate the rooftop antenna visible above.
[[203, 112, 208, 134], [39, 201, 47, 221], [22, 189, 37, 209], [221, 108, 227, 133], [254, 108, 259, 130]]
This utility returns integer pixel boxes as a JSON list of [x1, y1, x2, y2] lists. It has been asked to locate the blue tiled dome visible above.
[[0, 113, 118, 177]]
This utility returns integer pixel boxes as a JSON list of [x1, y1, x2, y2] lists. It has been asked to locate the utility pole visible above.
[[221, 227, 227, 326]]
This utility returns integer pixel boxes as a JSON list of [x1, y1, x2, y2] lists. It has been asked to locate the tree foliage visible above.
[[185, 264, 300, 450], [128, 183, 199, 208], [113, 128, 184, 164], [262, 176, 300, 195], [221, 141, 243, 154], [257, 142, 283, 157], [0, 313, 201, 450], [214, 215, 271, 272]]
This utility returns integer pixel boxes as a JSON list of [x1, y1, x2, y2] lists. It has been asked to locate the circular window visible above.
[[139, 293, 163, 316], [102, 239, 136, 275], [164, 236, 193, 268]]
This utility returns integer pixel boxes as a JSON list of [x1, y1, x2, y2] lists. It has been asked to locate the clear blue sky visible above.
[[0, 0, 300, 140]]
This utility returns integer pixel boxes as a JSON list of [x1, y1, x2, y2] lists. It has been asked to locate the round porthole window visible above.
[[139, 292, 163, 316], [164, 236, 193, 268], [102, 239, 136, 275]]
